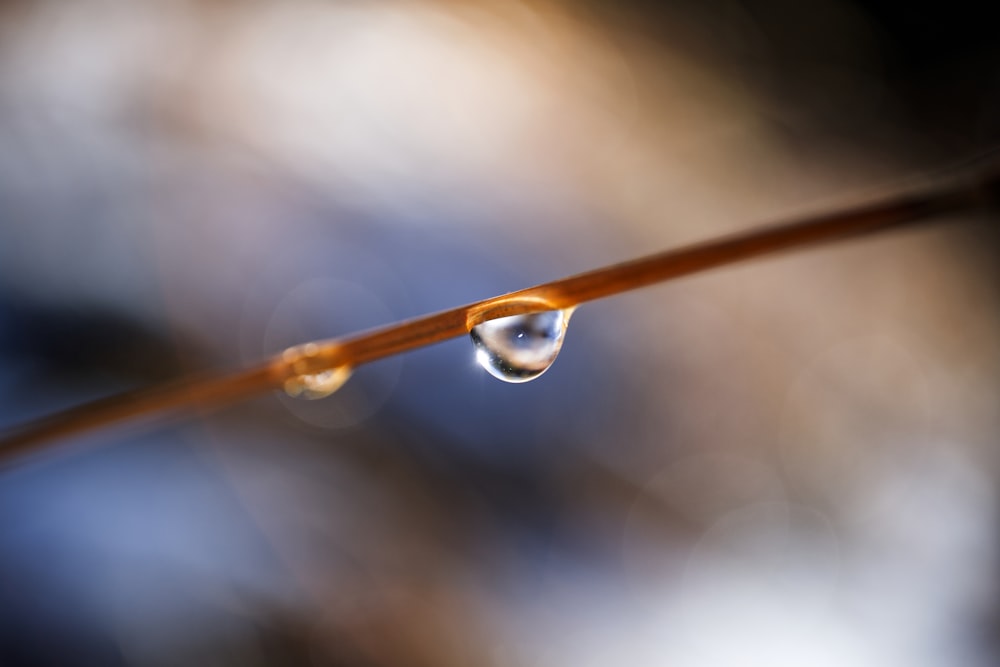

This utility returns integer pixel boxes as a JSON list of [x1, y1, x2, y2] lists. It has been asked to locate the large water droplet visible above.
[[470, 309, 569, 383]]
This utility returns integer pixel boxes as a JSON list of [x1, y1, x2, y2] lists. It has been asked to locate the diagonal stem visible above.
[[1, 171, 995, 465]]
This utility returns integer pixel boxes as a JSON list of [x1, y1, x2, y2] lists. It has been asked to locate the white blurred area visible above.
[[1, 1, 998, 665]]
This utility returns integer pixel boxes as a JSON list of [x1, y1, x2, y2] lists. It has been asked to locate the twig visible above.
[[1, 171, 995, 465]]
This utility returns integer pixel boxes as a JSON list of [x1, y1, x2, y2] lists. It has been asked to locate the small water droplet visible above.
[[470, 309, 569, 383], [284, 365, 352, 399]]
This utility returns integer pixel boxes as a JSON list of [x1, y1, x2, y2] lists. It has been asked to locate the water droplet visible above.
[[281, 342, 352, 399], [470, 309, 569, 383], [284, 365, 352, 400]]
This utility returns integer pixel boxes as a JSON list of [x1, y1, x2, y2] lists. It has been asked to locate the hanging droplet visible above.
[[283, 365, 352, 400], [470, 309, 569, 383]]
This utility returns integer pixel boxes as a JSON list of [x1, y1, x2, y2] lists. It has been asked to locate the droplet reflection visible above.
[[470, 310, 569, 383]]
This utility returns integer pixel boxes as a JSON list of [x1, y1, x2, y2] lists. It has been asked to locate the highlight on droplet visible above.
[[469, 309, 569, 383]]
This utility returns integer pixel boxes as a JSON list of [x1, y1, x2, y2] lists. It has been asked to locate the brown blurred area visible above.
[[1, 1, 999, 665]]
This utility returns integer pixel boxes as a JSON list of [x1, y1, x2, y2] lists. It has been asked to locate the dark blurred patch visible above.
[[579, 0, 1000, 155], [0, 296, 190, 385], [852, 0, 1000, 147]]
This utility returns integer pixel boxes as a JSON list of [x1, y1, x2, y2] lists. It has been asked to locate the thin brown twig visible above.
[[1, 172, 995, 465]]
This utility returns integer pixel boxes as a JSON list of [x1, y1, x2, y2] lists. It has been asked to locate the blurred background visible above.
[[1, 0, 999, 665]]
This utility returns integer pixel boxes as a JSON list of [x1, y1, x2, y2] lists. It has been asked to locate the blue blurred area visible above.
[[0, 429, 299, 666]]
